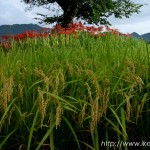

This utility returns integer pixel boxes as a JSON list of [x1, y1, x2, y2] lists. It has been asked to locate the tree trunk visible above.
[[56, 0, 77, 28]]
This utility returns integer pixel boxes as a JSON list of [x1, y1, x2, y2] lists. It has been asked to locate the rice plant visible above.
[[0, 25, 150, 149]]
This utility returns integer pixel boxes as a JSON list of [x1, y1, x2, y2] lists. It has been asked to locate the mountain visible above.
[[131, 32, 142, 39], [0, 24, 43, 37], [142, 33, 150, 43], [131, 32, 150, 43]]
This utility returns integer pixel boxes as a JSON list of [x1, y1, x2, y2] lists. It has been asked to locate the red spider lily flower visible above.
[[1, 41, 11, 49], [111, 29, 121, 36], [24, 30, 38, 38], [86, 26, 92, 32], [14, 34, 26, 41], [53, 24, 63, 32], [2, 35, 9, 40], [97, 26, 104, 32], [58, 27, 74, 35], [69, 22, 84, 31]]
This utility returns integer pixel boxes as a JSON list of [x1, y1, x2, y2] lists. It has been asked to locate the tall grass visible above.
[[0, 32, 150, 149]]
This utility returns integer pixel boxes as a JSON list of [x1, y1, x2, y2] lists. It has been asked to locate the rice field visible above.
[[0, 27, 150, 150]]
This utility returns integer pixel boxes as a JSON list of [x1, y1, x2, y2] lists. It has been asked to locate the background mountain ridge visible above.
[[131, 32, 150, 43], [0, 24, 43, 37]]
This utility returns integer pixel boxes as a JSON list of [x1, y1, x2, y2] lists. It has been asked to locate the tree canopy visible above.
[[22, 0, 143, 27]]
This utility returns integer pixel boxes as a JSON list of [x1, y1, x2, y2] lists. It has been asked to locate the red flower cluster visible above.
[[2, 30, 49, 41], [105, 26, 131, 37], [0, 22, 131, 50], [0, 30, 49, 49], [50, 22, 103, 36]]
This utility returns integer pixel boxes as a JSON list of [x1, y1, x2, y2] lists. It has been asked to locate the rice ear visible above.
[[1, 77, 14, 111]]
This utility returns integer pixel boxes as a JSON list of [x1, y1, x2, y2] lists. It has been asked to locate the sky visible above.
[[0, 0, 150, 34]]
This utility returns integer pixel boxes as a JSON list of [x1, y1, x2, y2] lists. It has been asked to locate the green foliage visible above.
[[22, 0, 142, 27]]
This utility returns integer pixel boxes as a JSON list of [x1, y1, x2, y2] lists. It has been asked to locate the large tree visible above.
[[22, 0, 142, 27]]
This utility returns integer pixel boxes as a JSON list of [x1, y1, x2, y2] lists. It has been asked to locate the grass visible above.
[[0, 32, 150, 149]]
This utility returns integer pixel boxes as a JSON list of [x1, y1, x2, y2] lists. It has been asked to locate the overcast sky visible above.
[[0, 0, 150, 34]]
